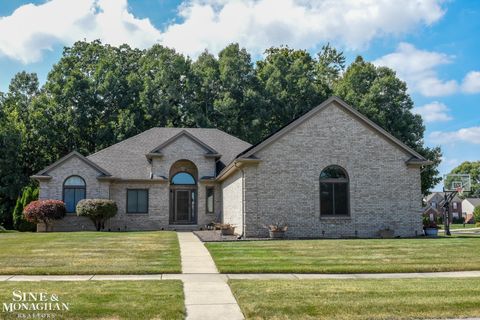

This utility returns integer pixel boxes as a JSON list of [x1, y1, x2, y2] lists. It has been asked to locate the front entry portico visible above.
[[169, 161, 198, 225]]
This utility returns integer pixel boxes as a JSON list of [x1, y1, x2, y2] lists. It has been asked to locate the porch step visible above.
[[166, 225, 202, 231]]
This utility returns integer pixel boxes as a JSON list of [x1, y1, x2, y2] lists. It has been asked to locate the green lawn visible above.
[[206, 237, 480, 273], [230, 278, 480, 320], [0, 231, 181, 274], [0, 281, 184, 319]]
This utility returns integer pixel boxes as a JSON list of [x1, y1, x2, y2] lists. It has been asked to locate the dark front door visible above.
[[170, 188, 196, 224]]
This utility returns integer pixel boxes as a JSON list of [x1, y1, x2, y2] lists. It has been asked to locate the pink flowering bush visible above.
[[23, 200, 66, 232]]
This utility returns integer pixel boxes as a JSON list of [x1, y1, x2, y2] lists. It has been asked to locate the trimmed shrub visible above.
[[474, 206, 480, 224], [23, 200, 66, 232], [13, 186, 39, 231], [76, 199, 117, 231]]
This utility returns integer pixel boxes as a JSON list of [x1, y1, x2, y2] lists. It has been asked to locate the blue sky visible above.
[[0, 0, 479, 190]]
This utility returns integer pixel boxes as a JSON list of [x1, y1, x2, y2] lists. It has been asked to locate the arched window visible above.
[[63, 176, 86, 213], [171, 172, 196, 185], [320, 166, 349, 216]]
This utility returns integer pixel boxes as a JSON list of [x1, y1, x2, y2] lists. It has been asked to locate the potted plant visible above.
[[266, 223, 288, 239], [423, 217, 439, 237], [216, 223, 236, 235], [379, 227, 394, 238]]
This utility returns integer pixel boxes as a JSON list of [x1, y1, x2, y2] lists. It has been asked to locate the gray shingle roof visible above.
[[464, 198, 480, 207], [87, 128, 251, 179]]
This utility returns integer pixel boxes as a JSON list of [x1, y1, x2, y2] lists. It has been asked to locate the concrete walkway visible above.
[[177, 232, 244, 320], [2, 270, 480, 282]]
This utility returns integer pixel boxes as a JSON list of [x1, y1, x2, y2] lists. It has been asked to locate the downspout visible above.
[[234, 162, 246, 239]]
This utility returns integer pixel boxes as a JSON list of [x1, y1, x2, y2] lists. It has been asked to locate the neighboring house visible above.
[[462, 198, 480, 223], [32, 97, 430, 238], [424, 192, 463, 222]]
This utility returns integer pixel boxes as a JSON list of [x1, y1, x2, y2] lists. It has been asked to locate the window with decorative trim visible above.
[[320, 166, 349, 216], [63, 176, 86, 213]]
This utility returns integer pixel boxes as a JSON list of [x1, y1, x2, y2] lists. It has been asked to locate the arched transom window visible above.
[[320, 166, 349, 216], [63, 176, 86, 213], [171, 172, 196, 185]]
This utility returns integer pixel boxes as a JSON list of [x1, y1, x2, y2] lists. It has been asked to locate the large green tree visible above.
[[450, 161, 480, 196], [334, 57, 442, 195]]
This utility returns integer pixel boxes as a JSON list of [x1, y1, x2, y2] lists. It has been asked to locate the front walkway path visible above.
[[177, 232, 244, 320]]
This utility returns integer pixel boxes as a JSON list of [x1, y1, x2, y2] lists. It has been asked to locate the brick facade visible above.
[[35, 98, 425, 237], [223, 102, 423, 238]]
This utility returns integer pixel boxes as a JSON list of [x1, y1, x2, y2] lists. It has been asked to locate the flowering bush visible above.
[[23, 200, 66, 231], [76, 199, 117, 231]]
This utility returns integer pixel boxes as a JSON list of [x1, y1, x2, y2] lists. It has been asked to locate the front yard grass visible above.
[[206, 236, 480, 273], [0, 280, 184, 319], [0, 231, 181, 274], [230, 278, 480, 320]]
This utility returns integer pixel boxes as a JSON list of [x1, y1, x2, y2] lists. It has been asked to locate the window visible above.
[[206, 187, 214, 214], [127, 189, 149, 213], [171, 172, 195, 185], [431, 201, 437, 209], [453, 202, 458, 210], [63, 176, 86, 213], [320, 166, 349, 216]]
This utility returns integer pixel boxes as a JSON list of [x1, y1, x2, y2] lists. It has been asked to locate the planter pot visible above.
[[221, 227, 235, 236], [379, 229, 394, 238], [424, 227, 438, 237], [269, 230, 286, 239]]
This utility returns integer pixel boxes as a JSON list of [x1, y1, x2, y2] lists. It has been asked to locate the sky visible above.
[[0, 0, 479, 190]]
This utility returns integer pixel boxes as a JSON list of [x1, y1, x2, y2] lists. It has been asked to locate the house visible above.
[[462, 198, 480, 223], [424, 192, 463, 222], [32, 97, 430, 238]]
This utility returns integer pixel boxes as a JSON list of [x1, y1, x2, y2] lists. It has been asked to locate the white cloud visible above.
[[412, 101, 452, 123], [0, 0, 161, 63], [160, 0, 445, 58], [462, 71, 480, 93], [430, 127, 480, 144], [0, 0, 446, 64], [373, 43, 459, 97]]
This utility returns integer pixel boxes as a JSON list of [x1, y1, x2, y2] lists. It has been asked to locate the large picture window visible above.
[[320, 166, 349, 216], [127, 189, 149, 214], [63, 176, 86, 213]]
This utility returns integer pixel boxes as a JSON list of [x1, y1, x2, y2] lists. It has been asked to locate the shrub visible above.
[[23, 200, 66, 231], [13, 186, 39, 231], [474, 206, 480, 224], [452, 216, 465, 224], [76, 199, 117, 231], [0, 225, 6, 233]]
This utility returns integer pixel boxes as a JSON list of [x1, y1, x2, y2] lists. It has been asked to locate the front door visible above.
[[170, 188, 196, 224]]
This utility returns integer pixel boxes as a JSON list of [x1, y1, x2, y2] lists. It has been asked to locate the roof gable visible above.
[[237, 96, 429, 164], [148, 130, 219, 156], [34, 151, 111, 177]]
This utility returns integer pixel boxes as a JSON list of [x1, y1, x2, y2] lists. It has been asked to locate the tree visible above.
[[474, 206, 480, 225], [76, 199, 118, 231], [13, 186, 38, 231], [450, 161, 480, 196], [334, 56, 442, 195], [23, 200, 66, 232]]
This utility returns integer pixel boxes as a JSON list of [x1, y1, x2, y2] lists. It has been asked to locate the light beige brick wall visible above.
[[222, 169, 244, 234], [38, 135, 220, 231], [243, 103, 423, 238]]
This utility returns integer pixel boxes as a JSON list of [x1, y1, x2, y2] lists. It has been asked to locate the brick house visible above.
[[424, 192, 463, 222], [32, 97, 429, 238]]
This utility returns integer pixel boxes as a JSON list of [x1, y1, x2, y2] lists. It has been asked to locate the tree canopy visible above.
[[450, 161, 480, 196], [0, 41, 442, 229]]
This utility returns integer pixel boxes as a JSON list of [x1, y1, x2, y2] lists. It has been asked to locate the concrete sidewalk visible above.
[[2, 270, 480, 282], [177, 232, 244, 320]]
